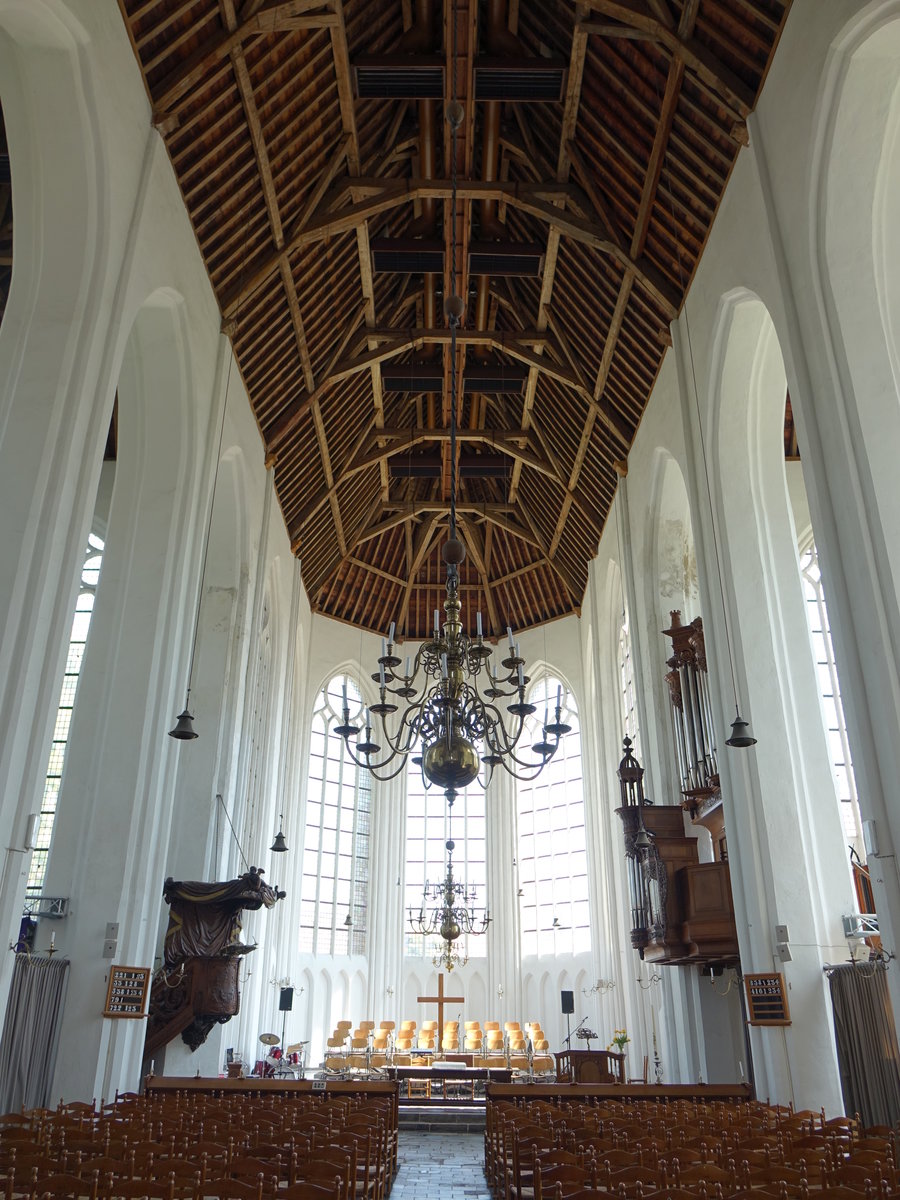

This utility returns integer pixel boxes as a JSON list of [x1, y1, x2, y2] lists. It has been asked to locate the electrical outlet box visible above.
[[775, 924, 790, 944], [102, 939, 117, 958], [105, 922, 119, 940]]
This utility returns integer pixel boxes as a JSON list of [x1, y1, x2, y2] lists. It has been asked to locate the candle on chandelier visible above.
[[517, 664, 524, 688], [364, 707, 370, 732], [342, 679, 347, 708], [476, 611, 483, 637], [379, 663, 386, 687], [556, 685, 562, 710], [388, 621, 395, 644], [507, 626, 514, 650], [381, 638, 387, 658], [405, 656, 412, 677], [434, 609, 440, 635]]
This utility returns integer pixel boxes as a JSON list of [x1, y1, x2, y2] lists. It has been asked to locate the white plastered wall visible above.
[[2, 0, 900, 1109]]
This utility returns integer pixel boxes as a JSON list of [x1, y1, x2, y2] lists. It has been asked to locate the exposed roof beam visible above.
[[458, 517, 500, 636], [580, 0, 756, 117], [356, 501, 521, 547], [397, 514, 442, 638], [264, 327, 597, 461], [152, 1, 337, 124], [289, 426, 538, 534], [220, 178, 679, 321], [517, 503, 580, 603]]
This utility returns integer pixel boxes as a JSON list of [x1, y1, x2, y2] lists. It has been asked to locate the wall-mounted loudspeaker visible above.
[[279, 987, 294, 1012], [560, 989, 574, 1014]]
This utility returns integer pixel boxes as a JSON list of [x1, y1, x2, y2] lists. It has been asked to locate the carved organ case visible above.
[[614, 610, 739, 967]]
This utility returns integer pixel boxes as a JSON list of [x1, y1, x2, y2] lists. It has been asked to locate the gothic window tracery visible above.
[[299, 674, 369, 955], [517, 676, 589, 958]]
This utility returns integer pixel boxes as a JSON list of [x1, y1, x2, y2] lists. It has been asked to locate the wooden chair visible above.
[[31, 1170, 102, 1200], [279, 1179, 342, 1200], [628, 1055, 650, 1084], [193, 1180, 264, 1200]]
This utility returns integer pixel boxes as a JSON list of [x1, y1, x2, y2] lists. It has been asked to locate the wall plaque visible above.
[[103, 965, 151, 1018], [744, 972, 791, 1026]]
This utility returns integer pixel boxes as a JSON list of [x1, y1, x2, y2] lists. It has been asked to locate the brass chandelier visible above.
[[336, 102, 569, 796], [408, 835, 490, 973]]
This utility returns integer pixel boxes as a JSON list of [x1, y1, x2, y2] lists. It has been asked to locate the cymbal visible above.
[[259, 1033, 280, 1046], [286, 1042, 307, 1052]]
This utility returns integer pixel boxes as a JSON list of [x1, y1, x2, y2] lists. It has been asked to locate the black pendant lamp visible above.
[[270, 813, 288, 854], [169, 337, 234, 742], [725, 707, 757, 748], [169, 695, 198, 740]]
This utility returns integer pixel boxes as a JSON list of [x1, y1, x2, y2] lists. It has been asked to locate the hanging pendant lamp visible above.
[[270, 813, 288, 853], [169, 699, 198, 740], [725, 707, 757, 748]]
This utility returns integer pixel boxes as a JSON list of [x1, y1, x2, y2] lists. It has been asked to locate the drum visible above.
[[288, 1051, 300, 1065]]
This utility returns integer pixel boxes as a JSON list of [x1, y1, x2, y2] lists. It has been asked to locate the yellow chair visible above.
[[347, 1035, 369, 1071]]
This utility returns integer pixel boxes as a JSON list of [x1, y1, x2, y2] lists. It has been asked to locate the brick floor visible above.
[[391, 1131, 491, 1199]]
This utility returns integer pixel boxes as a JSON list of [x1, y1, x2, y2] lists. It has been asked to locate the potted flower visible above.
[[608, 1028, 630, 1053]]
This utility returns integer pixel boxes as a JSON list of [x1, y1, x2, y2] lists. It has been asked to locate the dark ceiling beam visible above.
[[457, 516, 501, 635], [264, 326, 594, 462], [219, 178, 679, 320], [517, 502, 580, 603], [396, 513, 442, 638], [509, 1, 588, 513], [355, 501, 523, 547], [580, 0, 756, 118], [152, 1, 337, 125], [289, 426, 539, 535]]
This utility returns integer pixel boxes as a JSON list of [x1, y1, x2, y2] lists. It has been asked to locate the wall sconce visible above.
[[636, 972, 662, 990], [582, 978, 615, 996], [497, 983, 504, 999]]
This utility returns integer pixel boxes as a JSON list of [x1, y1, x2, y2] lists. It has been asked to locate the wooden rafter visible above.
[[120, 0, 790, 637], [219, 178, 679, 319], [152, 1, 338, 127], [581, 0, 756, 118]]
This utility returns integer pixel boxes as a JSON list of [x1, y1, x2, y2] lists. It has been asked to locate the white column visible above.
[[366, 771, 407, 1026], [484, 769, 521, 1021]]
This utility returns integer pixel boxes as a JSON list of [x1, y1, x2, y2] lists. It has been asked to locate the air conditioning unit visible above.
[[842, 913, 879, 939]]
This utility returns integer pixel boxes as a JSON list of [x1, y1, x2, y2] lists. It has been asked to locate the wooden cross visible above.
[[417, 972, 464, 1033]]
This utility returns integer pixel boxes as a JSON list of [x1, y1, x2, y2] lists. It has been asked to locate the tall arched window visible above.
[[618, 606, 640, 757], [799, 537, 862, 855], [300, 674, 370, 955], [517, 677, 589, 957], [404, 766, 486, 960], [27, 533, 104, 900]]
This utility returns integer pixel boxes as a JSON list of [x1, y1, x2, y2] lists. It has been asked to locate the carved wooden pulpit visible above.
[[145, 866, 285, 1055]]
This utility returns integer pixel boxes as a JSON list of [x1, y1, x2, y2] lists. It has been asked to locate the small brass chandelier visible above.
[[336, 102, 569, 793], [408, 835, 490, 973]]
